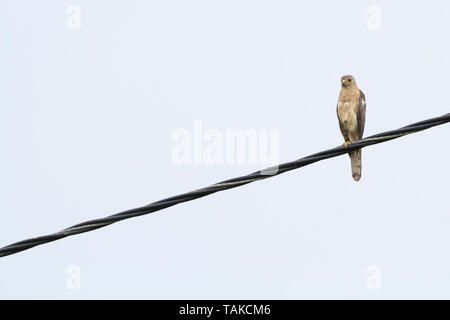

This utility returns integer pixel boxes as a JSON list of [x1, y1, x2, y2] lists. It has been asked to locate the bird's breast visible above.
[[337, 101, 358, 132]]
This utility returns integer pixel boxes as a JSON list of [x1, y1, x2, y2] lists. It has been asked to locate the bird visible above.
[[337, 75, 366, 181]]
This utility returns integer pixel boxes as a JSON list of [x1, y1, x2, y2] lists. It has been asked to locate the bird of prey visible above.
[[337, 75, 366, 181]]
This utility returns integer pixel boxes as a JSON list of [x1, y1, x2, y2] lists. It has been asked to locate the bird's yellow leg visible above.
[[343, 141, 350, 147]]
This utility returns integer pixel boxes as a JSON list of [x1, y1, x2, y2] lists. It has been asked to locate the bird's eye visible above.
[[348, 79, 352, 82]]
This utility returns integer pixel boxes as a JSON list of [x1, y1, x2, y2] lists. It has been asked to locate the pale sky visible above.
[[1, 0, 449, 299]]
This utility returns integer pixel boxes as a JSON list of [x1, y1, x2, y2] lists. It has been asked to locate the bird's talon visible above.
[[343, 141, 350, 147]]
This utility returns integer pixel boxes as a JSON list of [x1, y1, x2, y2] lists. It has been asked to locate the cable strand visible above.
[[1, 112, 449, 258]]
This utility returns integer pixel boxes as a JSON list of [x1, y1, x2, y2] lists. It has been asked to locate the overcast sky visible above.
[[1, 0, 449, 299]]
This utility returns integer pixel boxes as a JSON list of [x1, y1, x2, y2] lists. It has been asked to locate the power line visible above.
[[1, 113, 449, 258]]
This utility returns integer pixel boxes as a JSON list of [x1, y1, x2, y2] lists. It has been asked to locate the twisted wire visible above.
[[1, 113, 449, 258]]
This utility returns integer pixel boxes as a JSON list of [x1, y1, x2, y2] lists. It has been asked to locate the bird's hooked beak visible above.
[[341, 79, 352, 87]]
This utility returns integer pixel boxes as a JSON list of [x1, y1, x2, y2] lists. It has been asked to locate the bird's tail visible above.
[[349, 149, 362, 181]]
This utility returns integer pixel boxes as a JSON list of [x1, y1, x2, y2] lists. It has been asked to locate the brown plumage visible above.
[[336, 75, 366, 181]]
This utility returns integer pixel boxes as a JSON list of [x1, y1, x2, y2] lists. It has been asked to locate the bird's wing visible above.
[[358, 90, 366, 138], [337, 102, 349, 141]]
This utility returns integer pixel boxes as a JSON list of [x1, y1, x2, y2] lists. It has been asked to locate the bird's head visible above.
[[341, 75, 357, 88]]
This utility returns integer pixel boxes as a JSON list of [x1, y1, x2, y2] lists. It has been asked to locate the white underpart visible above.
[[337, 101, 358, 135]]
